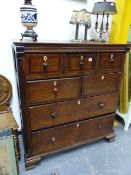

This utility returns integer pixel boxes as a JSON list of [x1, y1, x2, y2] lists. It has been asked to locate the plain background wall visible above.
[[0, 0, 113, 129]]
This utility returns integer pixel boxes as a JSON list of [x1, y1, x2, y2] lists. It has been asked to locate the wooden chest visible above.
[[12, 41, 128, 169]]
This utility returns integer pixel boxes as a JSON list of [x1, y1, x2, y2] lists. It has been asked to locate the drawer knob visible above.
[[50, 112, 57, 119], [53, 87, 58, 93], [98, 102, 105, 108], [51, 137, 56, 143], [43, 62, 48, 73], [97, 125, 102, 129], [80, 61, 84, 66]]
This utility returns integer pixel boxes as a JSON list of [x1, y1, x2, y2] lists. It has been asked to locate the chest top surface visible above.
[[12, 40, 128, 53]]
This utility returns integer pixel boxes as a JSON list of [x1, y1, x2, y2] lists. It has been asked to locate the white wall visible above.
[[0, 0, 113, 129]]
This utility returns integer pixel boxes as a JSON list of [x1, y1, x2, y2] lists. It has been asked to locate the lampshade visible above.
[[92, 1, 117, 15], [70, 9, 91, 26]]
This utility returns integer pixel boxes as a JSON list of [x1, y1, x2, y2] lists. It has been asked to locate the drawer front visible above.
[[26, 54, 63, 78], [82, 73, 121, 96], [29, 93, 118, 131], [65, 53, 96, 75], [32, 114, 114, 156], [99, 52, 124, 72], [27, 77, 81, 105]]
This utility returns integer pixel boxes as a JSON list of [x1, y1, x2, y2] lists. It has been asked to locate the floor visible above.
[[19, 120, 131, 175]]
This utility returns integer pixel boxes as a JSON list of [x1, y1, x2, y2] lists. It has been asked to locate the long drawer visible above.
[[27, 77, 81, 105], [29, 93, 118, 131], [32, 114, 114, 156]]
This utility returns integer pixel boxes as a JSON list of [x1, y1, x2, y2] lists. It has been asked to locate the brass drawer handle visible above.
[[98, 102, 105, 108], [43, 56, 48, 73], [80, 56, 84, 67], [50, 112, 57, 119]]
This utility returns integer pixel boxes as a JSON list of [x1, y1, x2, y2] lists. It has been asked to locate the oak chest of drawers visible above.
[[12, 41, 128, 169]]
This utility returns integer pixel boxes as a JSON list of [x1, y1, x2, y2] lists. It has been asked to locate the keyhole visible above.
[[54, 81, 57, 86], [101, 76, 104, 80], [43, 56, 48, 61]]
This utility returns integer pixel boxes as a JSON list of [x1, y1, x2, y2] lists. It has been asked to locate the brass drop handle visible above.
[[80, 56, 84, 67], [50, 112, 57, 119], [110, 54, 115, 63], [98, 102, 105, 108], [43, 56, 48, 73], [51, 137, 56, 143], [97, 125, 102, 129]]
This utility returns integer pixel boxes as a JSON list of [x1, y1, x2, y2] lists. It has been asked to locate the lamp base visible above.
[[93, 38, 106, 43], [98, 37, 106, 43], [70, 39, 83, 43], [21, 29, 38, 41]]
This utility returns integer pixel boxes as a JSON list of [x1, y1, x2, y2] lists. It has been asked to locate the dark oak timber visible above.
[[12, 40, 128, 169]]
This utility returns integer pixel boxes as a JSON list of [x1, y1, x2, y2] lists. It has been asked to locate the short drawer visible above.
[[82, 73, 121, 96], [27, 77, 81, 105], [65, 53, 96, 75], [29, 93, 118, 131], [32, 114, 114, 156], [99, 52, 124, 73], [25, 53, 63, 78]]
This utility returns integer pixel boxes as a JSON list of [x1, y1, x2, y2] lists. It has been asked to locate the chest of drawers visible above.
[[12, 41, 128, 169]]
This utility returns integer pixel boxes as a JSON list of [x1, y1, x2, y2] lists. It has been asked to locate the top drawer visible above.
[[25, 53, 63, 78], [65, 53, 96, 75], [99, 52, 124, 73]]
